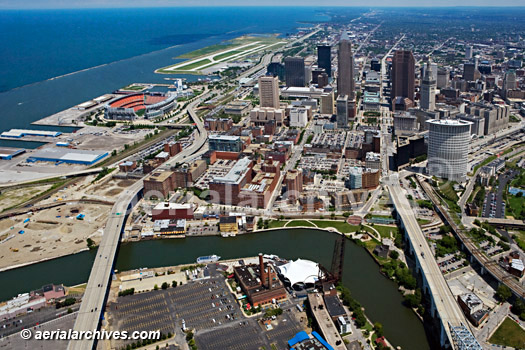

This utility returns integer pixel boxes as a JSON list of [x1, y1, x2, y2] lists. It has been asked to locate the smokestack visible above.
[[259, 253, 266, 287], [268, 266, 272, 290]]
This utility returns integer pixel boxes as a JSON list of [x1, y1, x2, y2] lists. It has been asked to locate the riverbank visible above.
[[0, 228, 431, 350], [108, 256, 393, 350]]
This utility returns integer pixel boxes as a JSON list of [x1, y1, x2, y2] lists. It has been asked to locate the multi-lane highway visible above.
[[68, 94, 208, 350], [387, 174, 477, 349]]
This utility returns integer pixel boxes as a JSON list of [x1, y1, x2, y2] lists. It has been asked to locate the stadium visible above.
[[104, 92, 176, 121]]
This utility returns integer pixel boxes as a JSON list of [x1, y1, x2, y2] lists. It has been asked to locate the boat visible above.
[[196, 255, 221, 264]]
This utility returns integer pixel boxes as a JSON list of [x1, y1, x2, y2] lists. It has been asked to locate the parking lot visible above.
[[436, 253, 466, 274], [196, 320, 265, 350], [107, 273, 244, 348], [108, 291, 176, 346], [195, 307, 303, 350], [0, 303, 79, 338], [170, 277, 240, 331], [264, 311, 304, 349]]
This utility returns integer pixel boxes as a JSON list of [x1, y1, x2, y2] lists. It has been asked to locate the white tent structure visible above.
[[277, 259, 323, 290]]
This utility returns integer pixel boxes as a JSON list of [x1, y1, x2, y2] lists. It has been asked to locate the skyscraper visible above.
[[463, 62, 480, 82], [420, 60, 436, 111], [285, 57, 305, 87], [267, 62, 285, 81], [437, 67, 450, 89], [427, 119, 472, 182], [391, 50, 415, 102], [421, 61, 437, 82], [336, 95, 349, 129], [317, 45, 332, 77], [465, 45, 473, 60], [503, 70, 517, 94], [337, 32, 355, 100], [258, 75, 280, 109]]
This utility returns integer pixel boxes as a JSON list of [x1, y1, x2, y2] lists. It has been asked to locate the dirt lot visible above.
[[85, 178, 136, 198], [0, 184, 53, 211], [0, 203, 111, 270]]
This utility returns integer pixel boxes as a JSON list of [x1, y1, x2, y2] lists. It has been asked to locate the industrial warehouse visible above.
[[27, 148, 109, 165]]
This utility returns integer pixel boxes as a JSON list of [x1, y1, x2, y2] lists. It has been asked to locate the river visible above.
[[0, 228, 430, 350]]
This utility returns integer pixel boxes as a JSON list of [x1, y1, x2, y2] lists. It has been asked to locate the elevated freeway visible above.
[[68, 95, 208, 350], [386, 174, 481, 350]]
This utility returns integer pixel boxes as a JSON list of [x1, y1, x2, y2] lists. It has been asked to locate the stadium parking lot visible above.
[[196, 320, 265, 350], [107, 265, 304, 350]]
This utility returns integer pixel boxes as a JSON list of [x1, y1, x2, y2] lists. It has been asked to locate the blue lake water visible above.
[[0, 7, 335, 133]]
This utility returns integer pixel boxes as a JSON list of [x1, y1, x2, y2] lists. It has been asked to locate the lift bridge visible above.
[[449, 322, 483, 350]]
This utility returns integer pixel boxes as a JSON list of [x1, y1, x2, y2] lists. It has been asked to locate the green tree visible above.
[[153, 284, 159, 291], [389, 250, 399, 260], [511, 299, 525, 317], [161, 282, 169, 290], [186, 331, 194, 341], [373, 322, 384, 338]]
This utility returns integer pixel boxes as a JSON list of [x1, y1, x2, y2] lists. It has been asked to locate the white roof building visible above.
[[277, 258, 323, 290]]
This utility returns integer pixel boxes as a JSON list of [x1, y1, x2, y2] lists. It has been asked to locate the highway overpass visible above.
[[474, 217, 525, 229], [386, 174, 481, 350]]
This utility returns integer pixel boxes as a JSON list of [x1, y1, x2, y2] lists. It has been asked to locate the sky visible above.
[[1, 0, 525, 9]]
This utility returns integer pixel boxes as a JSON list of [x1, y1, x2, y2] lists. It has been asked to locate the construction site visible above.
[[0, 174, 140, 271]]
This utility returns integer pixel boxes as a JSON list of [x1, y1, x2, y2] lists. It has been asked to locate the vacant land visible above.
[[0, 203, 111, 270], [121, 84, 145, 91], [488, 317, 525, 349], [0, 184, 53, 212]]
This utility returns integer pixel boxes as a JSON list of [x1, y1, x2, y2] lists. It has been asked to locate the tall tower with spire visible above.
[[420, 59, 436, 111], [337, 31, 355, 100]]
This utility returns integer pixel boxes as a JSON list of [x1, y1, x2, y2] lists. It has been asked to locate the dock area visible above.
[[32, 94, 115, 127]]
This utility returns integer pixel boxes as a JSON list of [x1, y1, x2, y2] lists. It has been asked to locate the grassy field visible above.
[[212, 50, 243, 61], [178, 43, 239, 59], [506, 195, 525, 219], [372, 224, 398, 238], [488, 317, 525, 349], [513, 230, 525, 251], [122, 84, 144, 91], [286, 220, 315, 228], [0, 184, 54, 212], [174, 58, 211, 71], [267, 220, 287, 229], [438, 181, 459, 201]]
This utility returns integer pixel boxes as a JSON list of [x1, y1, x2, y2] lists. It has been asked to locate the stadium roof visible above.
[[277, 259, 322, 288]]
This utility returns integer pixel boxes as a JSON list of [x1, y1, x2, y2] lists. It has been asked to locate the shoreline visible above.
[[0, 226, 340, 274], [0, 246, 91, 273]]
